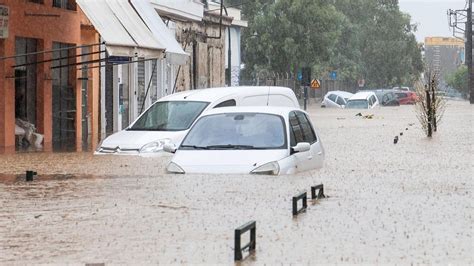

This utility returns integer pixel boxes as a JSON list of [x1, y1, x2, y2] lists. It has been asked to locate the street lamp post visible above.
[[468, 0, 473, 104]]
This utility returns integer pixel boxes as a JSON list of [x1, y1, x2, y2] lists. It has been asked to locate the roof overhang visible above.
[[131, 0, 189, 65], [77, 0, 165, 58], [150, 0, 204, 22]]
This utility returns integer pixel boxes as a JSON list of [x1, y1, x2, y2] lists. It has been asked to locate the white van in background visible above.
[[95, 86, 300, 155]]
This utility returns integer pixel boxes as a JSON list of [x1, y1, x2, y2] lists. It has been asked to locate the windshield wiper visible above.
[[205, 144, 266, 150], [180, 145, 209, 150]]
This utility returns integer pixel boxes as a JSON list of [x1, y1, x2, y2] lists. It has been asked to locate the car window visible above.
[[395, 92, 408, 98], [346, 99, 368, 109], [214, 99, 236, 108], [370, 95, 377, 104], [328, 94, 337, 102], [295, 111, 317, 143], [289, 112, 304, 146], [336, 96, 346, 105], [129, 101, 209, 131]]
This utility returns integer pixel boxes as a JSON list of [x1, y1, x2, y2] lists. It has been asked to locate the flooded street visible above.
[[1, 101, 472, 264]]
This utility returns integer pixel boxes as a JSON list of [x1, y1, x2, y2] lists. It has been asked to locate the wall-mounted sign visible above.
[[0, 5, 9, 39]]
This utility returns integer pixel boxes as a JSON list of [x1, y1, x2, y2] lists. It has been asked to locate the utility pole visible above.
[[468, 0, 473, 104], [448, 1, 473, 103]]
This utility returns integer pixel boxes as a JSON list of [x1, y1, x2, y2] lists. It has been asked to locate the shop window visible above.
[[53, 0, 76, 11], [52, 42, 76, 151], [15, 37, 38, 127]]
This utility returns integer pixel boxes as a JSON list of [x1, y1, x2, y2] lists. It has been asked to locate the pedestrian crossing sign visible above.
[[310, 79, 321, 89]]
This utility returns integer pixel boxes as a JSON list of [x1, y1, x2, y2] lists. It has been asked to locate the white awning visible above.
[[131, 0, 189, 65], [77, 0, 165, 58]]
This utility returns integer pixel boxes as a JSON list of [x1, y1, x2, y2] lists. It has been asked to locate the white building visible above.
[[208, 1, 248, 86]]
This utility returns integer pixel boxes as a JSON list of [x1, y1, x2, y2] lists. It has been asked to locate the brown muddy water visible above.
[[0, 101, 472, 264]]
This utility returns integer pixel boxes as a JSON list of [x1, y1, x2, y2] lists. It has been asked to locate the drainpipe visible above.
[[228, 26, 232, 86]]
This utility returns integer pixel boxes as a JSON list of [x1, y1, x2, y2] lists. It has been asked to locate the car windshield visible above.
[[346, 100, 369, 109], [181, 113, 287, 150], [129, 101, 209, 131]]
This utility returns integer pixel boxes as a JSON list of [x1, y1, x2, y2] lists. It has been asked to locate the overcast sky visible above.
[[398, 0, 467, 42]]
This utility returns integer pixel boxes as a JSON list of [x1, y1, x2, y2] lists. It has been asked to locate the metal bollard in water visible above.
[[234, 221, 256, 261], [311, 184, 326, 199], [26, 171, 37, 182], [292, 191, 307, 216]]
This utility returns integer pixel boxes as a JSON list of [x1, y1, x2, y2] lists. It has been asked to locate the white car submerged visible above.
[[345, 91, 379, 109], [321, 90, 354, 108], [165, 106, 325, 175], [95, 86, 300, 155]]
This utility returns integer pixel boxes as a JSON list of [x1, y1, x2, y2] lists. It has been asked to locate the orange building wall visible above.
[[0, 0, 99, 153]]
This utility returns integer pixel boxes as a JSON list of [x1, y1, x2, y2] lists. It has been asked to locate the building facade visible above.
[[0, 0, 100, 153], [424, 37, 465, 85], [208, 1, 248, 87], [0, 0, 243, 153], [153, 0, 232, 92]]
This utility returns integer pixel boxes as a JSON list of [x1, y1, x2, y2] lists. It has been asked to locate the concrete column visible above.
[[0, 39, 16, 154], [74, 45, 82, 152], [89, 38, 100, 151], [37, 39, 53, 152]]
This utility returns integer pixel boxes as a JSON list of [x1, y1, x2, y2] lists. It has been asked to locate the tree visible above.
[[446, 65, 469, 98], [241, 0, 344, 81], [238, 0, 423, 87], [332, 0, 423, 87]]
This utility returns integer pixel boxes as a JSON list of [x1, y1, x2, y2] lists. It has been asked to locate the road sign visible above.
[[310, 79, 321, 89], [329, 71, 337, 80], [108, 56, 131, 64], [358, 79, 365, 87], [297, 70, 303, 81]]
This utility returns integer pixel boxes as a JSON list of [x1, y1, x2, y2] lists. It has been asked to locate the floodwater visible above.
[[0, 101, 472, 264]]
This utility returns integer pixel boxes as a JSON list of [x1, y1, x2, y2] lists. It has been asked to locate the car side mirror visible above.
[[291, 142, 311, 155], [163, 143, 177, 153]]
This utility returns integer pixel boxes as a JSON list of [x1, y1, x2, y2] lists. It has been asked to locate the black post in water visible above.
[[292, 191, 308, 216], [26, 171, 37, 182], [234, 221, 256, 261]]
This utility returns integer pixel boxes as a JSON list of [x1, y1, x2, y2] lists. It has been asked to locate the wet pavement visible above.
[[0, 101, 472, 264]]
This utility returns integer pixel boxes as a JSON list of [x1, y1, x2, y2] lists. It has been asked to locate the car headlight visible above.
[[250, 161, 280, 175], [167, 162, 185, 174], [139, 139, 171, 153]]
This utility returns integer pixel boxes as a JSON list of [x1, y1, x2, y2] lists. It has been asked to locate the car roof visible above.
[[327, 90, 354, 98], [199, 106, 300, 117], [349, 91, 375, 100], [158, 86, 295, 103]]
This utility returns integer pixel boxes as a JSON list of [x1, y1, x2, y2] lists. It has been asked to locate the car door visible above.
[[296, 111, 323, 170], [371, 95, 379, 107], [289, 111, 322, 172], [336, 96, 346, 108], [327, 94, 338, 107]]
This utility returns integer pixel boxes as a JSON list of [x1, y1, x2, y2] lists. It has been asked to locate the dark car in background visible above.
[[373, 89, 400, 106]]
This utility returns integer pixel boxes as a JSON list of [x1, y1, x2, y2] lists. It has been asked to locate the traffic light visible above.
[[301, 67, 311, 86]]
